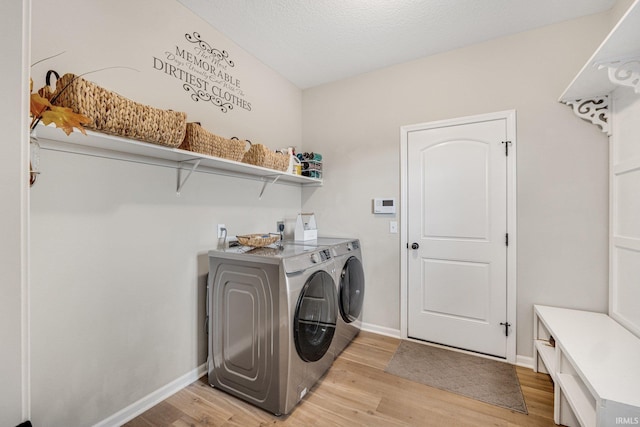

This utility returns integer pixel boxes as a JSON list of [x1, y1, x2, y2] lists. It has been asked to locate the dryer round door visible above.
[[339, 256, 365, 323], [294, 270, 337, 362]]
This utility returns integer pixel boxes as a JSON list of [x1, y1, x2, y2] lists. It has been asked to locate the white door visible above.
[[406, 113, 512, 358]]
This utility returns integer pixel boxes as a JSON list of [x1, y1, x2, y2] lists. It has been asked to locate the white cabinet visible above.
[[545, 3, 640, 425], [560, 0, 640, 341], [533, 305, 640, 427]]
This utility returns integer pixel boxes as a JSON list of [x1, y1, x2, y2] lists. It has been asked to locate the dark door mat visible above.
[[385, 341, 528, 414]]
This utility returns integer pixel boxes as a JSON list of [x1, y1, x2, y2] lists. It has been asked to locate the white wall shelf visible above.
[[559, 0, 640, 102], [558, 0, 640, 136], [35, 125, 322, 194], [533, 305, 640, 427]]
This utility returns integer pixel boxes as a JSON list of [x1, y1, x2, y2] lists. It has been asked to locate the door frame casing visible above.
[[399, 110, 517, 363]]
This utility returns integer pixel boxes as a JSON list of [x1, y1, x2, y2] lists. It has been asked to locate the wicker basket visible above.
[[236, 234, 279, 247], [272, 151, 290, 172], [241, 142, 289, 171], [179, 123, 246, 161], [46, 73, 187, 147]]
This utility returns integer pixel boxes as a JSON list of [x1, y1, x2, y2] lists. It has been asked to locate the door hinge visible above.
[[501, 140, 512, 156], [505, 233, 509, 246], [500, 321, 511, 337]]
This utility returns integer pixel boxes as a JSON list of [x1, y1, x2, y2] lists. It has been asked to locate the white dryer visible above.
[[207, 243, 337, 415]]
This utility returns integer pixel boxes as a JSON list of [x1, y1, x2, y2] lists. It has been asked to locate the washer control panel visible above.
[[311, 249, 332, 263], [284, 249, 333, 273]]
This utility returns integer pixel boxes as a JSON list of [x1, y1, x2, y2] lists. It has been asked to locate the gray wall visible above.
[[302, 11, 614, 358]]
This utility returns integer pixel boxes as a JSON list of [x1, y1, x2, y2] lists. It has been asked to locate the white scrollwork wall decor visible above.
[[598, 56, 640, 94], [562, 96, 610, 135]]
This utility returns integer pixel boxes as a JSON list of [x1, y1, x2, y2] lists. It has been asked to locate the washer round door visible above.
[[294, 270, 337, 362], [339, 256, 365, 323]]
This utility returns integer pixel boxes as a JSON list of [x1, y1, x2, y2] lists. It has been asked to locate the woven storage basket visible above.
[[48, 73, 187, 147], [241, 143, 289, 171], [215, 136, 247, 162], [237, 234, 279, 247], [179, 123, 246, 161]]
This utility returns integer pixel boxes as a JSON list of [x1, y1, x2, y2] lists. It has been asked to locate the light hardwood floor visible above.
[[125, 331, 556, 426]]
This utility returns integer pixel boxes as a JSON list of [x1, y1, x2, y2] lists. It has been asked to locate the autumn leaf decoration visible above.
[[29, 76, 91, 135]]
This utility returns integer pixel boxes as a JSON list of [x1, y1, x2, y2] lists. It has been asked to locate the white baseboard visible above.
[[93, 363, 207, 427], [360, 322, 401, 338], [516, 355, 534, 369]]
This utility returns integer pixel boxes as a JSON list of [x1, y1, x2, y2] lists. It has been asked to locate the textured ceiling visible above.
[[177, 0, 616, 89]]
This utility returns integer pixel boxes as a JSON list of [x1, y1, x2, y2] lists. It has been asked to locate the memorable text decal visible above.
[[153, 32, 252, 113]]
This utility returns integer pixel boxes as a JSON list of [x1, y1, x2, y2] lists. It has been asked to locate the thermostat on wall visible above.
[[373, 198, 396, 214]]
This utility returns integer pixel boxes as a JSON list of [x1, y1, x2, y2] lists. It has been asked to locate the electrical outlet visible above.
[[217, 224, 226, 239]]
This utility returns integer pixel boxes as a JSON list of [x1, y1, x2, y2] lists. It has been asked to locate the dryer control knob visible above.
[[310, 253, 320, 263]]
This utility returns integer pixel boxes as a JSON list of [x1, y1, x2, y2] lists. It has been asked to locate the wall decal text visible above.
[[153, 31, 252, 113]]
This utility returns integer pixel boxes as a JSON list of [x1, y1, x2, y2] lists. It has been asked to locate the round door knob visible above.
[[411, 242, 419, 250]]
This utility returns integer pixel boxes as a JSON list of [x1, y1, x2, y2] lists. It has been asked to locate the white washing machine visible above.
[[207, 243, 337, 415]]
